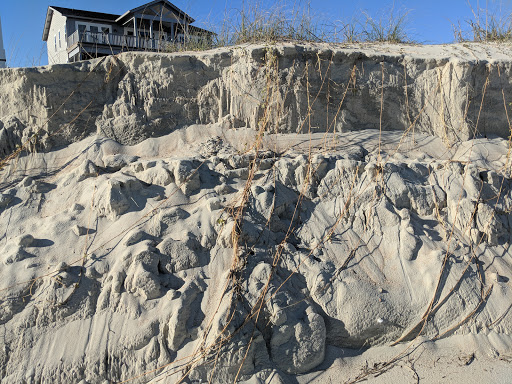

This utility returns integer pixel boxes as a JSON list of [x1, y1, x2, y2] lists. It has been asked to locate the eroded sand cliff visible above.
[[0, 44, 511, 383], [1, 43, 512, 152]]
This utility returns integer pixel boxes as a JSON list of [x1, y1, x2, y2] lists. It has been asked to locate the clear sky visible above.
[[0, 0, 511, 67]]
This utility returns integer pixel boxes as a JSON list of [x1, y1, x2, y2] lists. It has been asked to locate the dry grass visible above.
[[201, 1, 413, 48], [208, 1, 333, 46], [453, 1, 512, 42], [361, 7, 412, 43]]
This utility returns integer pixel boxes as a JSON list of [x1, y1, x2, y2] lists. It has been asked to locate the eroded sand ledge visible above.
[[1, 42, 512, 153], [0, 44, 511, 383]]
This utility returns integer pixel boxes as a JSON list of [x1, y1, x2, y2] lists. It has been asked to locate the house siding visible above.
[[47, 11, 69, 64]]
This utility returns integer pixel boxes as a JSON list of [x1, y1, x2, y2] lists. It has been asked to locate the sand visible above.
[[0, 42, 511, 383], [0, 122, 511, 383]]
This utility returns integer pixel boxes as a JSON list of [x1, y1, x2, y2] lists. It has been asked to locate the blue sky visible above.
[[0, 0, 511, 67]]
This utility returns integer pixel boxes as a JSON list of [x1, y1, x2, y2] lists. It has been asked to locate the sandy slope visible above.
[[0, 123, 511, 383]]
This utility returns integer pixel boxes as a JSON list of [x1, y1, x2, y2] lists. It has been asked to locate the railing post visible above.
[[133, 17, 138, 48]]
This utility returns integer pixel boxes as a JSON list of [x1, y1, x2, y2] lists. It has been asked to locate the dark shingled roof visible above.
[[49, 6, 120, 21], [43, 6, 121, 41]]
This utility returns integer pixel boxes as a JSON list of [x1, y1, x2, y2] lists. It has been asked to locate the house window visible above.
[[101, 27, 110, 34], [88, 26, 98, 43], [78, 24, 86, 39], [58, 31, 61, 48], [54, 35, 57, 51]]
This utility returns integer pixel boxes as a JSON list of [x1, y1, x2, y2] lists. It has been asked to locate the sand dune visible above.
[[0, 44, 511, 383]]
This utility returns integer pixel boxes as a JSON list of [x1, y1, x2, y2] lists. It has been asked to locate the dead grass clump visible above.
[[361, 7, 412, 44], [468, 14, 512, 41], [453, 1, 512, 42], [210, 1, 330, 46], [207, 1, 413, 47]]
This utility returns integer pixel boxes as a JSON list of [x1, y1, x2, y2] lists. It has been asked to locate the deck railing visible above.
[[67, 30, 173, 51]]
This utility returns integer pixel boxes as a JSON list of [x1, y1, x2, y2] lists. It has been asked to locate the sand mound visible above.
[[0, 122, 511, 383]]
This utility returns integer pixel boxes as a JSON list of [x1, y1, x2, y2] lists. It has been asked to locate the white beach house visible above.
[[42, 0, 213, 64]]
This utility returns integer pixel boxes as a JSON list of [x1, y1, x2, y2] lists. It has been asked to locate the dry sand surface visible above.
[[0, 124, 511, 383], [0, 43, 512, 383]]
